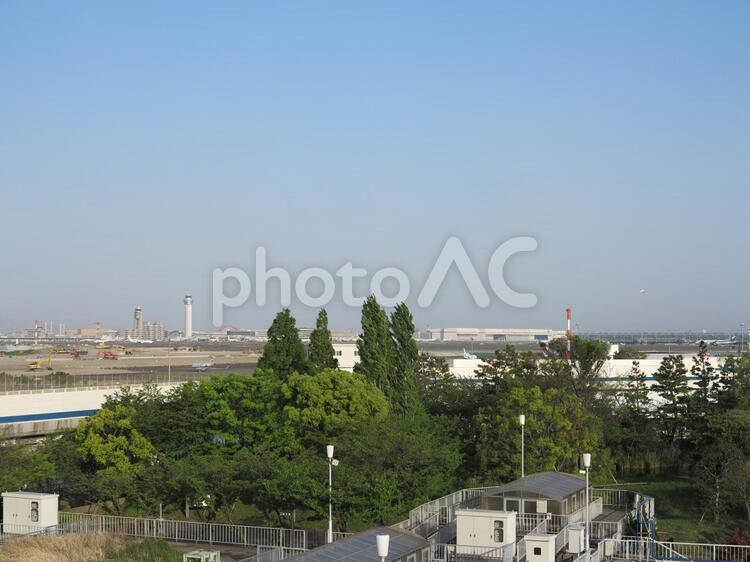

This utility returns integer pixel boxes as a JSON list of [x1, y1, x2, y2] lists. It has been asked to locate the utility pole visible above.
[[583, 453, 592, 562], [326, 445, 339, 543], [519, 414, 526, 478]]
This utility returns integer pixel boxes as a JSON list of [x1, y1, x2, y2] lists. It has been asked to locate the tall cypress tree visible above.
[[308, 309, 338, 373], [257, 308, 308, 378], [355, 295, 395, 395], [390, 302, 420, 412]]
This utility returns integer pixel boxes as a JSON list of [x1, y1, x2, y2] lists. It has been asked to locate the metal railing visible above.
[[591, 521, 623, 541], [408, 487, 503, 530], [592, 489, 638, 510], [573, 549, 601, 562], [600, 538, 750, 562], [568, 498, 603, 525], [555, 525, 569, 554], [59, 512, 306, 551], [0, 371, 222, 395], [238, 546, 306, 562], [432, 543, 514, 562], [0, 524, 61, 546], [517, 518, 551, 561]]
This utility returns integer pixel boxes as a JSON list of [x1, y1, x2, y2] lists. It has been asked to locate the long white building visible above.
[[425, 327, 565, 343]]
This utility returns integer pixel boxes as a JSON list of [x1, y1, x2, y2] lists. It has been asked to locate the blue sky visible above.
[[1, 1, 748, 333]]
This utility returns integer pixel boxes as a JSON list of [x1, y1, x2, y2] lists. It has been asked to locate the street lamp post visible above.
[[376, 534, 390, 562], [519, 414, 526, 478], [326, 445, 338, 544], [582, 453, 592, 560]]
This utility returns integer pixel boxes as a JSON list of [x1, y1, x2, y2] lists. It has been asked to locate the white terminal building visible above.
[[425, 327, 565, 343]]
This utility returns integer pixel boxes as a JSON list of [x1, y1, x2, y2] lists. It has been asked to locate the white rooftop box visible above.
[[456, 509, 517, 552], [2, 491, 59, 534]]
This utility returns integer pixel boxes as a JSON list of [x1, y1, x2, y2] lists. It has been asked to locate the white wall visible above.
[[333, 343, 360, 372], [0, 383, 179, 436], [448, 355, 726, 386]]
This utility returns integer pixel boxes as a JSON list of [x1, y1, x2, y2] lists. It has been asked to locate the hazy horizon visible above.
[[1, 2, 748, 334]]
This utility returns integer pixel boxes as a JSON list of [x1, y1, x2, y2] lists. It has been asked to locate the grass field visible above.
[[612, 476, 749, 543], [0, 534, 181, 562]]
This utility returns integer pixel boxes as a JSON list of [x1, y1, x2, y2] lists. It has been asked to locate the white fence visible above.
[[591, 520, 623, 541], [592, 489, 637, 509], [0, 524, 61, 546], [432, 543, 514, 562], [408, 487, 504, 530], [600, 538, 750, 562], [59, 512, 307, 551]]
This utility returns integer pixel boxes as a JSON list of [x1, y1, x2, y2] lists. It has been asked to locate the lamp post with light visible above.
[[326, 445, 339, 544], [519, 414, 526, 478], [582, 453, 592, 559], [376, 534, 390, 562]]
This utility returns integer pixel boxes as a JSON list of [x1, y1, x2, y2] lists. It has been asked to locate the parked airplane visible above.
[[704, 336, 737, 346], [127, 336, 154, 344]]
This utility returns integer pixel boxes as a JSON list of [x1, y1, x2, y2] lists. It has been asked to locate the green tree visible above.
[[308, 309, 338, 373], [389, 302, 420, 413], [476, 345, 539, 393], [692, 341, 716, 407], [281, 369, 390, 438], [0, 436, 55, 492], [476, 385, 606, 483], [625, 360, 650, 416], [355, 296, 396, 395], [75, 405, 156, 514], [416, 352, 486, 478], [76, 404, 156, 474], [543, 337, 610, 409], [613, 347, 647, 360], [258, 308, 308, 378], [607, 361, 662, 474], [333, 413, 461, 527], [652, 355, 689, 445], [695, 411, 750, 524]]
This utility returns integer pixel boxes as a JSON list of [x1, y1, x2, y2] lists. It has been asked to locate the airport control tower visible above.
[[133, 306, 144, 338], [184, 295, 193, 339]]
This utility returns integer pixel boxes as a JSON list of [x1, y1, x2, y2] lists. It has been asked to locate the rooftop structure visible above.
[[283, 527, 428, 562]]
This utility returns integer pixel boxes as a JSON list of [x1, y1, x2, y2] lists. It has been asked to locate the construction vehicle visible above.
[[100, 351, 119, 360], [95, 342, 111, 350], [27, 356, 53, 371], [192, 355, 216, 372]]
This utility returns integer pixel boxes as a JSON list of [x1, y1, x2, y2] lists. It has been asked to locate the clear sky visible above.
[[1, 1, 748, 333]]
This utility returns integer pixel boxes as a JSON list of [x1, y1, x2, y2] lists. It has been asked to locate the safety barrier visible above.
[[600, 538, 750, 562], [59, 512, 306, 550]]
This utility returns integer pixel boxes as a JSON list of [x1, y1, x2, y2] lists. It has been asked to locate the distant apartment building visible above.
[[425, 327, 565, 343], [333, 343, 360, 372]]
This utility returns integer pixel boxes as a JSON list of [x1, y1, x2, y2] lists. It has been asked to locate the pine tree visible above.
[[692, 341, 715, 407], [389, 302, 420, 412], [257, 309, 308, 378], [355, 295, 395, 395], [715, 356, 738, 409], [308, 309, 338, 374], [652, 355, 689, 445], [626, 360, 649, 416]]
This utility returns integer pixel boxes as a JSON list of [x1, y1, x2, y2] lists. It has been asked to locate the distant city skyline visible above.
[[1, 2, 748, 333]]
